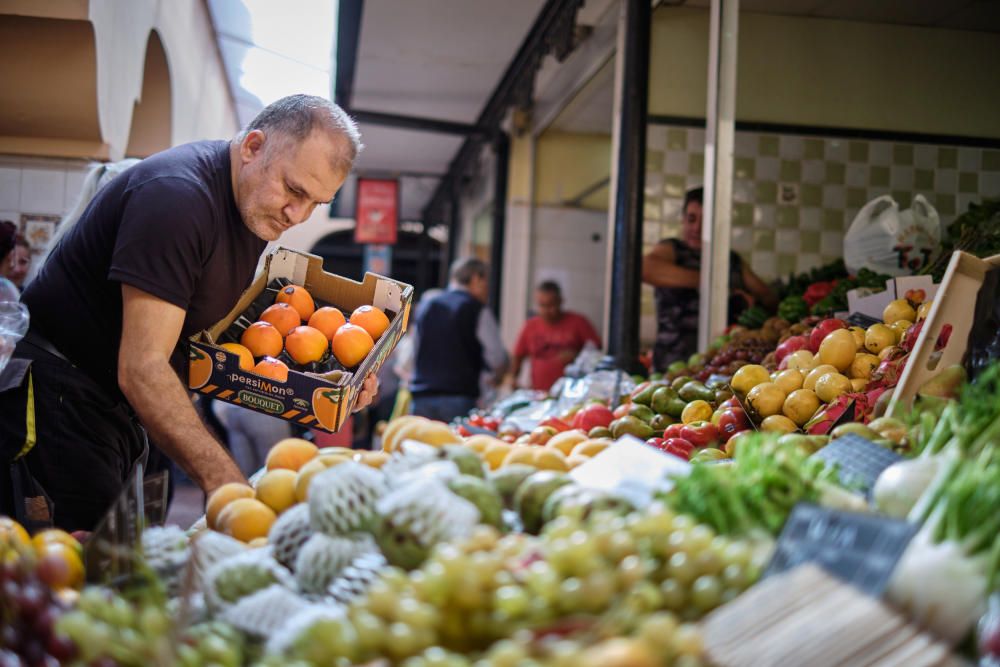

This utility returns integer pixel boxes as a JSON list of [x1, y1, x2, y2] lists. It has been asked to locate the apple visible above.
[[679, 421, 720, 448], [775, 335, 808, 364], [663, 423, 684, 440], [718, 408, 751, 442]]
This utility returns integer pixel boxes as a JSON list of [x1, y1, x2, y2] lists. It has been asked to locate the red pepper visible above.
[[456, 425, 472, 437], [802, 281, 835, 307]]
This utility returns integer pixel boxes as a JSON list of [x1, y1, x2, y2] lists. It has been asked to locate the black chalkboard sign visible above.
[[846, 312, 883, 329], [811, 433, 902, 495], [765, 503, 917, 596]]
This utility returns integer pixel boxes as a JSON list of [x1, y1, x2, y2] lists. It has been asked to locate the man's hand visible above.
[[352, 373, 379, 413]]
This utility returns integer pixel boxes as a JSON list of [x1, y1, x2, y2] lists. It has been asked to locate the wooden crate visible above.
[[889, 250, 1000, 414]]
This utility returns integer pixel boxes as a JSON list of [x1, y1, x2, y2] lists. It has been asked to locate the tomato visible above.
[[679, 421, 719, 448]]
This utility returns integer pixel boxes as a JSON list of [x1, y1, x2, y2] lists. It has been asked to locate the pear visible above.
[[918, 364, 967, 401]]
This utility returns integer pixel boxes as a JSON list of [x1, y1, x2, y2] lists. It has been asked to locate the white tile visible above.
[[752, 251, 777, 281], [957, 147, 979, 171], [0, 211, 18, 228], [734, 132, 756, 157], [957, 193, 977, 216], [982, 172, 1000, 198], [19, 168, 65, 214], [664, 150, 688, 175], [661, 198, 682, 222], [935, 169, 958, 194], [844, 208, 860, 227], [822, 185, 846, 209], [890, 166, 914, 190], [733, 179, 755, 203], [796, 253, 822, 273], [820, 231, 842, 257], [644, 172, 664, 198], [647, 126, 666, 152], [779, 136, 804, 160], [776, 228, 799, 251], [643, 225, 662, 244], [800, 208, 821, 230], [870, 141, 891, 166], [0, 167, 20, 211], [846, 164, 868, 188], [801, 159, 825, 184], [732, 226, 753, 252], [825, 139, 848, 162], [756, 157, 779, 181], [687, 129, 706, 151], [913, 145, 935, 169], [685, 175, 703, 191], [755, 204, 776, 229]]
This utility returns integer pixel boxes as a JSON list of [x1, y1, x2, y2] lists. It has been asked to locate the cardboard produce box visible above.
[[188, 247, 413, 432]]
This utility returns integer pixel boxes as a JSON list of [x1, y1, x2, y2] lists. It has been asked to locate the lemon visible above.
[[916, 301, 933, 321], [760, 415, 798, 434], [818, 329, 857, 372], [814, 373, 852, 403], [681, 400, 713, 424], [865, 324, 896, 354], [883, 299, 917, 325], [850, 378, 869, 392], [848, 326, 866, 350], [772, 369, 804, 395], [849, 353, 880, 380], [502, 446, 537, 468], [785, 350, 815, 371], [747, 383, 786, 419], [731, 364, 770, 395], [804, 364, 839, 392], [889, 319, 913, 342], [782, 389, 821, 426]]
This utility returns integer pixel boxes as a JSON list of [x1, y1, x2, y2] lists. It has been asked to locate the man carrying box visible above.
[[0, 95, 378, 531]]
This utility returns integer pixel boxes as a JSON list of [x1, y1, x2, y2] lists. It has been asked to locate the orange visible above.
[[349, 305, 390, 340], [312, 388, 342, 431], [253, 357, 289, 382], [206, 482, 254, 529], [241, 321, 283, 358], [285, 325, 328, 365], [331, 323, 374, 367], [188, 347, 213, 389], [266, 437, 319, 472], [276, 285, 315, 321], [221, 343, 255, 371], [32, 529, 82, 557], [308, 307, 347, 341], [216, 498, 276, 542], [260, 303, 301, 336], [254, 469, 298, 514]]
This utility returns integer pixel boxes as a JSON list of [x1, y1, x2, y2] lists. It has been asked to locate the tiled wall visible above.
[[641, 124, 1000, 344], [0, 156, 90, 268]]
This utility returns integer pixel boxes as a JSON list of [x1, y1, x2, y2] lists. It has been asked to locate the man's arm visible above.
[[642, 241, 700, 289], [741, 264, 778, 310], [118, 284, 245, 495], [477, 308, 510, 381]]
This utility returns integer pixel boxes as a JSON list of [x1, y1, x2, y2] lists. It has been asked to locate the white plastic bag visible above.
[[0, 278, 28, 374], [844, 195, 941, 276]]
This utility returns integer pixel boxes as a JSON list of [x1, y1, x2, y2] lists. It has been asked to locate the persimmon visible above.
[[308, 306, 346, 341], [276, 285, 315, 321], [260, 302, 301, 336], [285, 325, 328, 365], [221, 342, 255, 371], [241, 321, 283, 358], [331, 323, 374, 367], [349, 305, 390, 340], [253, 356, 289, 382]]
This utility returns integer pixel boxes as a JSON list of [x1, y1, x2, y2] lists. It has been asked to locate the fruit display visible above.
[[227, 281, 391, 380]]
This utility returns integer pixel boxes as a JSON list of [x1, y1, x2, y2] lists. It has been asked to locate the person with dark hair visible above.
[[409, 258, 509, 422], [642, 187, 776, 371], [0, 94, 378, 531], [510, 281, 601, 391], [5, 235, 31, 289], [0, 221, 17, 286]]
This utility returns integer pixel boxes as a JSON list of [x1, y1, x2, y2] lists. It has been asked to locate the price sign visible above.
[[846, 312, 883, 328], [355, 178, 398, 244], [765, 503, 917, 596], [570, 435, 690, 508], [811, 433, 902, 495]]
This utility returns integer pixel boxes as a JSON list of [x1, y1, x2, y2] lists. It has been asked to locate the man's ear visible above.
[[240, 129, 266, 163]]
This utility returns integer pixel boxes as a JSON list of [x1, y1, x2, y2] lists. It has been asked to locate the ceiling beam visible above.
[[334, 0, 363, 108], [349, 109, 486, 137]]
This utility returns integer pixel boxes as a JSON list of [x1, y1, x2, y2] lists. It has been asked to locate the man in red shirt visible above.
[[510, 281, 602, 391]]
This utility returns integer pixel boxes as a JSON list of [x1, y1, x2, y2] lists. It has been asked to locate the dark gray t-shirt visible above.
[[23, 140, 266, 397]]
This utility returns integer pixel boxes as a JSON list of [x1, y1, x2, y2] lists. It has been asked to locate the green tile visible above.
[[753, 229, 775, 251], [914, 168, 934, 191], [666, 129, 687, 150], [800, 230, 820, 253], [804, 139, 824, 160], [849, 141, 869, 162], [938, 147, 957, 169], [870, 165, 890, 187], [825, 162, 846, 184], [984, 150, 1000, 171], [756, 180, 777, 204], [800, 183, 822, 207], [846, 187, 868, 208], [892, 144, 914, 165], [892, 190, 912, 204], [934, 193, 956, 216], [959, 172, 978, 193], [776, 207, 799, 228], [777, 254, 797, 276], [759, 135, 779, 156], [646, 150, 664, 172], [734, 157, 755, 179], [644, 202, 661, 220], [822, 209, 844, 231], [688, 153, 705, 176], [780, 160, 801, 182], [664, 175, 686, 198], [732, 202, 753, 227]]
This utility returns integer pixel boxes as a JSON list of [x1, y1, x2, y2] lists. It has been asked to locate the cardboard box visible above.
[[188, 247, 413, 432], [888, 251, 1000, 414], [846, 275, 939, 320]]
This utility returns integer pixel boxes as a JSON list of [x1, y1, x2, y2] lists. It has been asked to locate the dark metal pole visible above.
[[607, 0, 650, 369], [489, 133, 510, 318], [447, 184, 461, 278]]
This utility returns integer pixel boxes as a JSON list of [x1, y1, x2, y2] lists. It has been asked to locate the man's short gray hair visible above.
[[238, 94, 363, 174], [450, 257, 489, 286]]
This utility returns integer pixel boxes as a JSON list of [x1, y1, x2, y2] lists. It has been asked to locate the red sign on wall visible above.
[[354, 178, 398, 244]]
